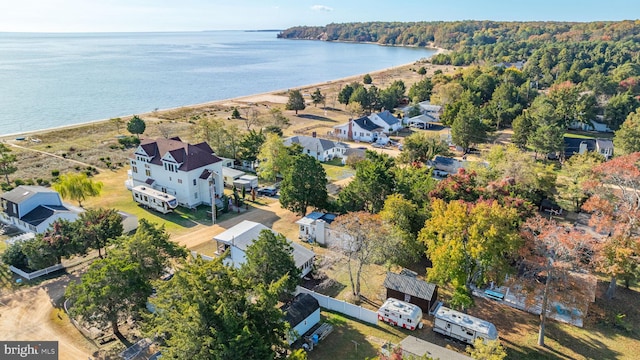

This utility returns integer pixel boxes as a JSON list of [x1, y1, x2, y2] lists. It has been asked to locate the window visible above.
[[178, 179, 182, 184], [193, 179, 197, 186], [132, 166, 138, 174], [194, 192, 198, 199], [131, 160, 136, 165], [145, 169, 151, 177]]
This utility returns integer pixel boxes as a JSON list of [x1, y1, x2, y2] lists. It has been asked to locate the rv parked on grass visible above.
[[132, 185, 178, 214], [377, 298, 424, 330], [433, 306, 498, 345]]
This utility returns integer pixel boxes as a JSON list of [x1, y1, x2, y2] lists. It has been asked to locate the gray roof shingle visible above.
[[383, 272, 437, 300]]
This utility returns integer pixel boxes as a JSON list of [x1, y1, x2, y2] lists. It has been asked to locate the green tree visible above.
[[267, 107, 290, 128], [279, 154, 327, 216], [394, 165, 437, 209], [350, 86, 371, 111], [231, 107, 241, 119], [145, 257, 290, 359], [527, 124, 565, 159], [127, 115, 146, 138], [66, 220, 186, 339], [467, 339, 507, 360], [511, 112, 534, 149], [257, 133, 292, 182], [338, 151, 395, 213], [379, 80, 406, 111], [379, 194, 426, 265], [556, 152, 604, 212], [310, 88, 325, 107], [0, 143, 18, 186], [398, 132, 449, 164], [195, 117, 241, 159], [417, 66, 427, 75], [419, 199, 522, 309], [614, 109, 640, 155], [66, 255, 149, 338], [450, 100, 486, 151], [408, 77, 434, 103], [241, 229, 301, 297], [237, 129, 266, 164], [363, 73, 373, 84], [53, 172, 103, 207], [604, 93, 639, 130], [338, 83, 356, 105], [286, 89, 306, 115], [76, 208, 123, 258]]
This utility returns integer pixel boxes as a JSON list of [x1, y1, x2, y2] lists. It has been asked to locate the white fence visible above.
[[191, 251, 214, 261], [9, 263, 64, 280], [296, 286, 379, 325]]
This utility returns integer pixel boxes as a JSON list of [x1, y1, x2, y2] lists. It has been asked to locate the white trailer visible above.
[[132, 185, 178, 214], [433, 306, 498, 345], [377, 298, 424, 331], [238, 174, 258, 190]]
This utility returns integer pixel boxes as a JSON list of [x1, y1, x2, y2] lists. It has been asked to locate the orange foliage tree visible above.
[[582, 152, 640, 299]]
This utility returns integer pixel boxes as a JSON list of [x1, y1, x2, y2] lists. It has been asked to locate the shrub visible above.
[[24, 179, 35, 185], [14, 179, 25, 186], [1, 183, 14, 192], [118, 136, 140, 148], [51, 170, 60, 177]]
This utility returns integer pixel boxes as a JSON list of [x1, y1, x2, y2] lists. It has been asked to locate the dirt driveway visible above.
[[0, 275, 98, 360]]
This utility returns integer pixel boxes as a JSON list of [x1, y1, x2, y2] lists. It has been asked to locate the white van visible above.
[[433, 306, 498, 345], [377, 298, 424, 331]]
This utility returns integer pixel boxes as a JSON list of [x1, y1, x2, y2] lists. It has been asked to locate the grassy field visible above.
[[321, 158, 356, 182]]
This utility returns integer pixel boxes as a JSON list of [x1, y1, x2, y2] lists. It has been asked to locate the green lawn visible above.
[[322, 159, 355, 182]]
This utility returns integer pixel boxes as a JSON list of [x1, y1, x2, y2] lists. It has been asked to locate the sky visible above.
[[1, 0, 639, 33]]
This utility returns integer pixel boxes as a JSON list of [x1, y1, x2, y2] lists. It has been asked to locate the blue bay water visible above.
[[0, 31, 435, 136]]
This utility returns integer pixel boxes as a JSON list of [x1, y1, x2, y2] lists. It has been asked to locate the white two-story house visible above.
[[0, 186, 82, 234], [333, 116, 384, 142], [284, 135, 347, 162], [128, 137, 224, 209]]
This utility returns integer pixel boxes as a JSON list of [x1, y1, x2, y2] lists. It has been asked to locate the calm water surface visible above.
[[0, 31, 435, 135]]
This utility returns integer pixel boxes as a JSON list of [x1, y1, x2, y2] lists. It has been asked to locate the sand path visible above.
[[0, 276, 98, 360]]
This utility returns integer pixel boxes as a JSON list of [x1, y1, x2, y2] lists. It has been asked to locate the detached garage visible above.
[[383, 272, 438, 314]]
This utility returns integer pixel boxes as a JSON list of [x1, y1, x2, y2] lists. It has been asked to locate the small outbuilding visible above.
[[396, 335, 473, 360], [222, 167, 245, 187], [283, 293, 320, 344], [383, 272, 438, 313]]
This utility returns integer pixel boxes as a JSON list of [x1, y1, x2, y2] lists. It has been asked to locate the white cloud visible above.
[[311, 5, 333, 12]]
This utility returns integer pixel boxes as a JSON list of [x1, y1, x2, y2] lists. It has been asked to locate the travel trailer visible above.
[[377, 298, 424, 331], [433, 306, 498, 345], [131, 185, 178, 214]]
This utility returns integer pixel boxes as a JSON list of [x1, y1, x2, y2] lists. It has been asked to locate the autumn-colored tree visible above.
[[466, 339, 507, 360], [419, 199, 522, 309], [583, 152, 640, 298], [330, 212, 394, 300], [379, 194, 426, 265], [429, 168, 480, 203], [517, 216, 595, 346]]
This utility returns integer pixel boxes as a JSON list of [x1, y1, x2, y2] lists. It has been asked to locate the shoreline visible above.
[[1, 58, 439, 141]]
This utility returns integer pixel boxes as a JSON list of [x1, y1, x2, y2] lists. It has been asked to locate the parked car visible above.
[[372, 142, 385, 148], [257, 186, 278, 196]]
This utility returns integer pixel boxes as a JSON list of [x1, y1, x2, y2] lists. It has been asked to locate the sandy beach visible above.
[[2, 59, 454, 184]]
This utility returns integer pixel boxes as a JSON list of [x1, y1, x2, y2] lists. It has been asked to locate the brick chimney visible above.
[[348, 118, 353, 140]]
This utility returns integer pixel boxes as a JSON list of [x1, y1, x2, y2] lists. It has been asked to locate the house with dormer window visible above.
[[127, 137, 224, 208]]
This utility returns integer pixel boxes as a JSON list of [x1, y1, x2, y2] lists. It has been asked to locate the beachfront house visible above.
[[0, 185, 82, 234], [368, 110, 403, 133], [213, 220, 316, 278], [127, 137, 224, 209], [333, 116, 384, 142], [284, 135, 347, 162]]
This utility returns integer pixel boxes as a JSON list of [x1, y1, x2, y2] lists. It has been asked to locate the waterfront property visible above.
[[127, 137, 224, 209], [213, 220, 315, 277], [333, 116, 384, 143], [0, 185, 82, 234]]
